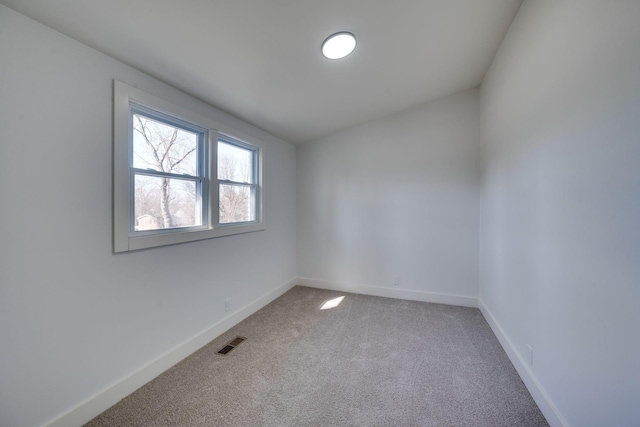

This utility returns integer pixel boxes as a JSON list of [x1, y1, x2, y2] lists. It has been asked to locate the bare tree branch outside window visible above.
[[218, 141, 254, 224], [133, 115, 199, 230]]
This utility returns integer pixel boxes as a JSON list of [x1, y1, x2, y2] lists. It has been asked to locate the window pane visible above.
[[134, 174, 201, 230], [218, 141, 253, 183], [133, 114, 198, 176], [219, 184, 254, 224]]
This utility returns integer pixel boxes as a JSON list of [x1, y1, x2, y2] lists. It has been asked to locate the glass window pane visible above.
[[134, 174, 201, 230], [218, 141, 253, 183], [219, 184, 254, 224], [133, 114, 198, 176]]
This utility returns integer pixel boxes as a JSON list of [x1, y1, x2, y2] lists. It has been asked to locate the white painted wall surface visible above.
[[297, 90, 480, 300], [480, 1, 640, 426], [0, 6, 296, 427]]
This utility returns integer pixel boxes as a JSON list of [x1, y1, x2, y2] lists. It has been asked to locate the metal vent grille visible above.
[[217, 345, 234, 355], [217, 337, 246, 355], [228, 337, 245, 346]]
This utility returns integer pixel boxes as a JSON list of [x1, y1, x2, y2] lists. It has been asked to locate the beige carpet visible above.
[[86, 286, 549, 426]]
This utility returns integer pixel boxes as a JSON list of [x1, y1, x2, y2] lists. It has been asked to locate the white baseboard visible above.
[[478, 298, 569, 427], [45, 277, 297, 427], [297, 277, 478, 308]]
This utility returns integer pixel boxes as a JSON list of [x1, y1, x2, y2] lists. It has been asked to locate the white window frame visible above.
[[130, 104, 209, 234], [113, 80, 264, 252], [217, 135, 260, 225]]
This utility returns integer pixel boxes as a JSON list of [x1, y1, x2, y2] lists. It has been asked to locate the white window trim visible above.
[[217, 135, 260, 225], [113, 80, 264, 253]]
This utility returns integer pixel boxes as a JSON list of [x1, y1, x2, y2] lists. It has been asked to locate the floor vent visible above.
[[228, 337, 246, 346], [217, 337, 246, 355]]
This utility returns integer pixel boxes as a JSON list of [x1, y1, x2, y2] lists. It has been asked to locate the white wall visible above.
[[480, 1, 640, 426], [0, 6, 296, 427], [297, 90, 480, 303]]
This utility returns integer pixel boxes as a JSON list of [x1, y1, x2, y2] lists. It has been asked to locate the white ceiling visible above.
[[1, 0, 522, 144]]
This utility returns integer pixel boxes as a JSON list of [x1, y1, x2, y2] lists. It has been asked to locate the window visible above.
[[131, 107, 207, 232], [114, 81, 264, 252], [218, 137, 259, 224]]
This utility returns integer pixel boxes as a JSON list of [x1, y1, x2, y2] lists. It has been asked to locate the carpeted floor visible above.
[[86, 286, 549, 426]]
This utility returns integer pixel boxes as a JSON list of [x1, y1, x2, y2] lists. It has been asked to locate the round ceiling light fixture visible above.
[[321, 32, 357, 60]]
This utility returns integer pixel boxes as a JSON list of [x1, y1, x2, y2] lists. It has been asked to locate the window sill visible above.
[[116, 222, 266, 253]]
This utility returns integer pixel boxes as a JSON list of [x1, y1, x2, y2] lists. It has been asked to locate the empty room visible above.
[[0, 1, 638, 426]]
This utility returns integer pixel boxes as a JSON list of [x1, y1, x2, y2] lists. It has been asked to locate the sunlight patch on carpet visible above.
[[320, 296, 344, 310]]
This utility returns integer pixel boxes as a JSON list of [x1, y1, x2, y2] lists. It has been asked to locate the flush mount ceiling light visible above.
[[321, 32, 357, 59]]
